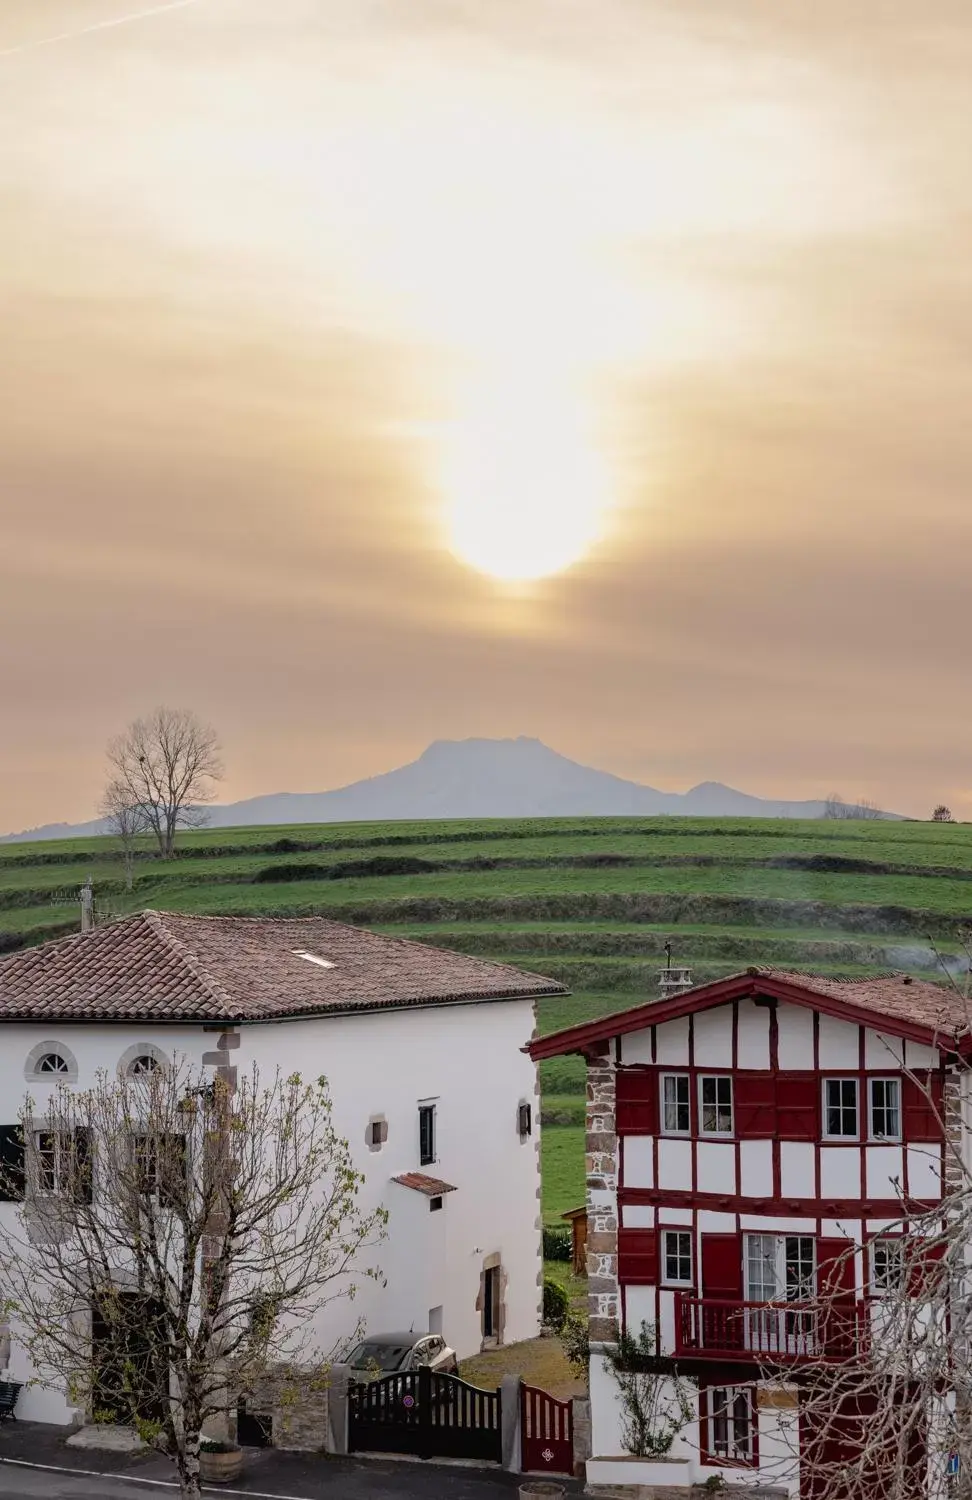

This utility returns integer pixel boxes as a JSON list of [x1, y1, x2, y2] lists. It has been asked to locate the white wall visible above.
[[0, 1000, 540, 1422], [0, 1023, 209, 1422]]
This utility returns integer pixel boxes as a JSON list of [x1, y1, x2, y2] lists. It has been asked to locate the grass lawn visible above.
[[459, 1334, 586, 1400], [542, 1125, 586, 1225]]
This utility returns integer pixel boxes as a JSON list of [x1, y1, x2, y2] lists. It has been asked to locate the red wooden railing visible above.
[[675, 1294, 866, 1363]]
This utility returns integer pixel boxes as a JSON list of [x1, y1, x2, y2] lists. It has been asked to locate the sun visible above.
[[439, 379, 610, 582]]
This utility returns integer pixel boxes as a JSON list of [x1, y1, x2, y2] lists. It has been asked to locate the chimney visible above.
[[659, 940, 693, 1001], [80, 878, 94, 934]]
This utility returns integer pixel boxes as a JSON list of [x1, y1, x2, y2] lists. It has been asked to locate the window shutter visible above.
[[0, 1125, 25, 1202], [701, 1232, 742, 1300], [907, 1237, 946, 1299], [615, 1070, 657, 1134], [72, 1127, 93, 1205], [734, 1076, 777, 1138], [618, 1228, 657, 1285], [817, 1235, 856, 1359], [775, 1074, 818, 1140], [902, 1074, 943, 1143]]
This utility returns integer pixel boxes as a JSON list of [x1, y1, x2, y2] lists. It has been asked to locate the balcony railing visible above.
[[674, 1293, 867, 1364]]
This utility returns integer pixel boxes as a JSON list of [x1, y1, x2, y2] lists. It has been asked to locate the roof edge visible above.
[[526, 970, 960, 1062]]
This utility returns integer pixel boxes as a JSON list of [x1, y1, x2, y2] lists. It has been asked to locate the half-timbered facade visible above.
[[530, 968, 968, 1497]]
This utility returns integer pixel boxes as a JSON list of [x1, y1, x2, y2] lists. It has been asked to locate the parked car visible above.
[[346, 1332, 458, 1380]]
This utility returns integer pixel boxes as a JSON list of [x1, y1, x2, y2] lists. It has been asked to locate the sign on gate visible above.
[[521, 1384, 574, 1476]]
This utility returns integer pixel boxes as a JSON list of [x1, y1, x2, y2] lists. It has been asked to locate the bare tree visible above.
[[823, 792, 884, 821], [933, 805, 955, 823], [106, 709, 223, 858], [99, 780, 151, 890], [0, 1063, 385, 1500], [765, 941, 972, 1499]]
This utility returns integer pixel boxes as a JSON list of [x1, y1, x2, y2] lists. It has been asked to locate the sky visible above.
[[1, 0, 970, 831]]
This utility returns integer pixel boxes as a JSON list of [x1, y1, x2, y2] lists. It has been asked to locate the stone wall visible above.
[[235, 1366, 329, 1452], [586, 1055, 619, 1344]]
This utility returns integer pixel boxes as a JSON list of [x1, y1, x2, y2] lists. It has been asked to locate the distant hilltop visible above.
[[0, 736, 902, 841]]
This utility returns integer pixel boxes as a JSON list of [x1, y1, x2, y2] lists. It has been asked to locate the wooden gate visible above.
[[521, 1383, 574, 1476], [348, 1366, 502, 1463]]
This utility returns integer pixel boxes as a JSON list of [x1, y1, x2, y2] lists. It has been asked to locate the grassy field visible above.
[[3, 813, 970, 1223]]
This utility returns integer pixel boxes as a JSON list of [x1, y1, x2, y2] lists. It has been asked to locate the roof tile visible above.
[[0, 911, 565, 1024]]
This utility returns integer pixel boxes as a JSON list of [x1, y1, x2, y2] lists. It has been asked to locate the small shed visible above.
[[562, 1206, 587, 1276]]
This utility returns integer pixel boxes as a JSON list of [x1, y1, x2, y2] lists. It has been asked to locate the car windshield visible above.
[[348, 1341, 410, 1370]]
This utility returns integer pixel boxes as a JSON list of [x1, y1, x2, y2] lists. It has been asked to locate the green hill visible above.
[[3, 814, 969, 1222]]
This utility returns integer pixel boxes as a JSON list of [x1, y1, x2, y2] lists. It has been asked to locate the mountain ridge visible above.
[[0, 736, 899, 841]]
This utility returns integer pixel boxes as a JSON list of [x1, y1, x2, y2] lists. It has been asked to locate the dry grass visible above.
[[459, 1334, 587, 1400]]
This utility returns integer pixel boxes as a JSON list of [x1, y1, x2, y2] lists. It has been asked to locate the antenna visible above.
[[48, 878, 117, 932]]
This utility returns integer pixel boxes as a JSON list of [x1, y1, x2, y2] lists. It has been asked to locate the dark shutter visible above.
[[615, 1070, 657, 1134], [701, 1232, 743, 1300], [0, 1125, 25, 1202], [618, 1229, 657, 1285], [734, 1075, 777, 1138], [818, 1235, 856, 1359], [73, 1127, 93, 1205], [902, 1074, 943, 1144], [775, 1074, 819, 1140]]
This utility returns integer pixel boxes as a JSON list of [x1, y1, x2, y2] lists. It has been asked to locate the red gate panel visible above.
[[521, 1384, 574, 1476]]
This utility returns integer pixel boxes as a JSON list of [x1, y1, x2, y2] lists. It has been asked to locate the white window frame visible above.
[[868, 1077, 902, 1142], [33, 1130, 64, 1195], [660, 1073, 691, 1136], [707, 1384, 755, 1464], [870, 1236, 904, 1294], [698, 1074, 734, 1137], [661, 1229, 693, 1287], [823, 1077, 859, 1141]]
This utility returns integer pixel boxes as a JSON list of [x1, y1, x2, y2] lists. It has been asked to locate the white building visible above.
[[0, 910, 563, 1424], [530, 967, 966, 1498]]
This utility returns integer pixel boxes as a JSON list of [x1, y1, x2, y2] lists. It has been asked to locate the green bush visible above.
[[542, 1225, 572, 1262], [560, 1311, 590, 1375], [543, 1277, 570, 1330]]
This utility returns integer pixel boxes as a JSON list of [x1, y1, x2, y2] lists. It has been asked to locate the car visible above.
[[346, 1331, 458, 1381]]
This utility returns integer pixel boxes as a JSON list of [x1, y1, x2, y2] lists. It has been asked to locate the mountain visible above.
[[0, 736, 899, 841]]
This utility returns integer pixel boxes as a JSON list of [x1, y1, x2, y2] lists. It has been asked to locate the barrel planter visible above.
[[518, 1484, 566, 1500], [198, 1445, 244, 1484]]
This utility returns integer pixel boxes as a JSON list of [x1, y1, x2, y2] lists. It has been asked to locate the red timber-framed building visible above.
[[529, 967, 967, 1497]]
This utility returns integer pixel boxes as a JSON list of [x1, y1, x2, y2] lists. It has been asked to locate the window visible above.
[[419, 1104, 436, 1166], [36, 1052, 69, 1075], [370, 1121, 384, 1148], [699, 1075, 733, 1136], [429, 1196, 443, 1212], [869, 1078, 901, 1141], [871, 1237, 904, 1293], [132, 1133, 186, 1206], [130, 1055, 161, 1076], [661, 1073, 690, 1134], [518, 1102, 532, 1139], [824, 1078, 859, 1139], [31, 1128, 91, 1202], [292, 950, 336, 969], [661, 1230, 693, 1286], [707, 1385, 755, 1464]]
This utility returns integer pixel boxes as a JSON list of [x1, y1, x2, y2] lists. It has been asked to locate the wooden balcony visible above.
[[674, 1293, 866, 1365]]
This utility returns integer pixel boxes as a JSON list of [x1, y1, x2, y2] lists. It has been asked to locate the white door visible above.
[[744, 1235, 816, 1355]]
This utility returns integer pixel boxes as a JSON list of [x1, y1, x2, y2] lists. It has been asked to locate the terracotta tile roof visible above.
[[391, 1173, 457, 1196], [529, 966, 970, 1060], [748, 967, 970, 1038], [0, 911, 565, 1024]]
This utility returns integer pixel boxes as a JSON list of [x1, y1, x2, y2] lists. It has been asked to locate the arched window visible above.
[[130, 1055, 161, 1075], [36, 1052, 70, 1074]]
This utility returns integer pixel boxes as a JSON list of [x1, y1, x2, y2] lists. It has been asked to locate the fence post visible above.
[[500, 1374, 522, 1471], [326, 1364, 350, 1455], [571, 1395, 591, 1479]]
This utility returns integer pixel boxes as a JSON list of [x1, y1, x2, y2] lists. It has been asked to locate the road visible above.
[[0, 1456, 547, 1500]]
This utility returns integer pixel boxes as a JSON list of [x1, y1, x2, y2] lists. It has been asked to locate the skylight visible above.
[[292, 950, 336, 969]]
